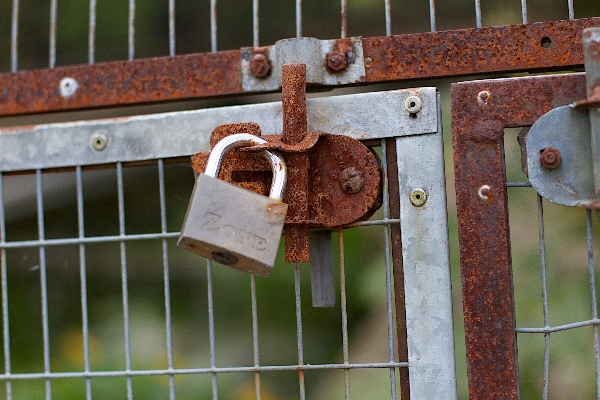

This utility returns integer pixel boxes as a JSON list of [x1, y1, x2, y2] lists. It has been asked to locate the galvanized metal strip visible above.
[[0, 18, 597, 117], [397, 93, 457, 399], [0, 88, 437, 172], [451, 73, 588, 399], [241, 37, 366, 92]]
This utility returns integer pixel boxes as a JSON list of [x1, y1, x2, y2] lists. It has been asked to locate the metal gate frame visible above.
[[452, 72, 590, 399]]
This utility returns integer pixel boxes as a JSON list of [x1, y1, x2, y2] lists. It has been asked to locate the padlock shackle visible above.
[[205, 133, 287, 201]]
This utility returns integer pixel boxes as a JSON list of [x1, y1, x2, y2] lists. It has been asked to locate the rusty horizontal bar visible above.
[[452, 73, 587, 399], [0, 18, 597, 117], [0, 51, 242, 116]]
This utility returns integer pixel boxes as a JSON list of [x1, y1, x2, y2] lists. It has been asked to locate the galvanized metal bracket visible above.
[[526, 105, 599, 207], [0, 87, 437, 172], [241, 37, 366, 92], [527, 27, 600, 208]]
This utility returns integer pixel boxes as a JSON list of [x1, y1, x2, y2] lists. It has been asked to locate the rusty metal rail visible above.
[[0, 17, 597, 117]]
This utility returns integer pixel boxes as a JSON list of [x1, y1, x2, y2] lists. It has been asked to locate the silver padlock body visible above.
[[178, 174, 288, 277]]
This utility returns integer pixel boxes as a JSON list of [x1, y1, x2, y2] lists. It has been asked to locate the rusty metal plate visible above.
[[365, 18, 599, 83], [0, 51, 242, 116]]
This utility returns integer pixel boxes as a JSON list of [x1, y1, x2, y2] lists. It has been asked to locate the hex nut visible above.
[[540, 148, 562, 169], [250, 53, 271, 78], [327, 51, 348, 72], [409, 188, 428, 207], [404, 95, 422, 114]]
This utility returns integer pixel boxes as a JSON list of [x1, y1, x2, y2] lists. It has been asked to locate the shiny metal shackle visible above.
[[204, 133, 287, 201]]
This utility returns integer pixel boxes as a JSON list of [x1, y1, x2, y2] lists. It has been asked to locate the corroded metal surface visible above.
[[1, 18, 597, 117], [386, 139, 410, 399], [0, 51, 242, 116], [364, 18, 599, 83], [282, 64, 310, 263], [452, 73, 587, 399]]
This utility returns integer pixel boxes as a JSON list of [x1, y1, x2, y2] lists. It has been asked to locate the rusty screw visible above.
[[540, 148, 562, 169], [340, 167, 364, 194], [250, 53, 271, 78], [327, 51, 348, 72]]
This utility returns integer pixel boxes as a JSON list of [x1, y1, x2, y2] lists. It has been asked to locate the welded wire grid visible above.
[[0, 143, 405, 399], [503, 125, 600, 400]]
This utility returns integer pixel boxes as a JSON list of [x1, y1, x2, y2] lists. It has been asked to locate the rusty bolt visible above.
[[250, 53, 271, 78], [540, 148, 562, 169], [327, 51, 348, 72], [340, 167, 364, 194]]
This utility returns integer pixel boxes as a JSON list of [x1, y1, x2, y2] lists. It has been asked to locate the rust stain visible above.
[[452, 73, 587, 399]]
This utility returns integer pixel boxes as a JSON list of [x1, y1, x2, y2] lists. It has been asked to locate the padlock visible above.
[[178, 133, 288, 277]]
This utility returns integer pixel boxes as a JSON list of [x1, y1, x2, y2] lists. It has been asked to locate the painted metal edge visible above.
[[451, 72, 588, 399], [0, 88, 437, 172], [398, 93, 457, 399], [0, 18, 597, 117]]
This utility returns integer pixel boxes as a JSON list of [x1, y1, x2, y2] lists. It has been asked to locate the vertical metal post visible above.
[[396, 93, 456, 399]]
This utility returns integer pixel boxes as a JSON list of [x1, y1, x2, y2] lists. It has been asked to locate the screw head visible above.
[[477, 90, 491, 105], [540, 148, 562, 169], [250, 53, 271, 78], [404, 95, 422, 114], [59, 77, 79, 98], [340, 167, 364, 194], [91, 133, 108, 151], [327, 51, 348, 72], [409, 188, 428, 207], [478, 185, 491, 200]]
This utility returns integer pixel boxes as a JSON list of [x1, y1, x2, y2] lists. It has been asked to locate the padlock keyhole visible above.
[[211, 251, 238, 265]]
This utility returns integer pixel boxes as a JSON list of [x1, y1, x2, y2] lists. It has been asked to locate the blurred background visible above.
[[1, 0, 600, 399]]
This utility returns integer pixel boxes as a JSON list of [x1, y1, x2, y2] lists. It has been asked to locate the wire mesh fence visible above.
[[1, 0, 600, 399]]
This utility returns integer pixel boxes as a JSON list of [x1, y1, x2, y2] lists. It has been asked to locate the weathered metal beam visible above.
[[0, 18, 597, 117]]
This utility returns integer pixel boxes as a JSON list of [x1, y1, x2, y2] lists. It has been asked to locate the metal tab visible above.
[[0, 88, 437, 172], [241, 37, 366, 92], [309, 230, 336, 308]]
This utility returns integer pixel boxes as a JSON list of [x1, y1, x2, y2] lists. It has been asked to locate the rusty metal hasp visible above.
[[192, 64, 382, 267]]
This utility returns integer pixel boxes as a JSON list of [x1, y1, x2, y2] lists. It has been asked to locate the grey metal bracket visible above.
[[241, 37, 366, 92], [526, 27, 600, 208], [526, 105, 600, 207], [0, 87, 436, 172]]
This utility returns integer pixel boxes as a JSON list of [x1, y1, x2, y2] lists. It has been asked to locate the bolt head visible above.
[[478, 185, 491, 200], [59, 77, 79, 98], [250, 53, 271, 78], [340, 167, 364, 194], [540, 148, 562, 169], [327, 51, 348, 72]]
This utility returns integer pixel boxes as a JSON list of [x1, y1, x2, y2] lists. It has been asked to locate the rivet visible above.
[[91, 133, 108, 151], [340, 167, 364, 194], [477, 90, 491, 105], [59, 77, 79, 98], [404, 95, 422, 114], [478, 185, 491, 200], [409, 188, 428, 207]]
